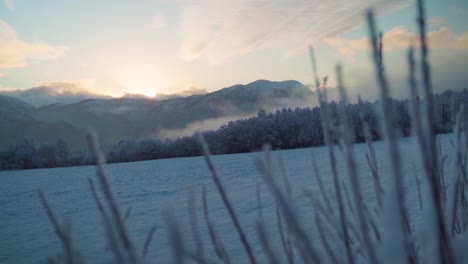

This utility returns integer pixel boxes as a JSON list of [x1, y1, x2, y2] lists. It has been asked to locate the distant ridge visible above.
[[0, 80, 315, 150], [0, 94, 86, 151]]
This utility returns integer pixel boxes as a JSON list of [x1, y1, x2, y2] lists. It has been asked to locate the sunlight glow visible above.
[[110, 63, 170, 97]]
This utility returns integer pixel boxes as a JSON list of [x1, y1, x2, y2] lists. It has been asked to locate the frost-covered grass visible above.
[[37, 0, 467, 263]]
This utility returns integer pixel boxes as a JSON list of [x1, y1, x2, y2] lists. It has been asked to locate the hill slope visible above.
[[1, 80, 315, 149], [0, 95, 87, 151]]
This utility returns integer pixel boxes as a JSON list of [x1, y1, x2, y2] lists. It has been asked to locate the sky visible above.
[[0, 0, 467, 103]]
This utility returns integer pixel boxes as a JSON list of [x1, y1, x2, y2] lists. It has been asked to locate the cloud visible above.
[[151, 14, 166, 29], [4, 0, 14, 11], [342, 50, 468, 101], [426, 28, 468, 49], [0, 79, 109, 106], [158, 115, 248, 139], [0, 73, 5, 78], [178, 0, 408, 64], [427, 18, 445, 27], [323, 26, 468, 59], [0, 20, 68, 69], [121, 84, 208, 100], [32, 79, 97, 95], [155, 84, 208, 99]]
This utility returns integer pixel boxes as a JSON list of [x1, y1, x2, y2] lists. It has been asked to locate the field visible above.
[[0, 133, 463, 263]]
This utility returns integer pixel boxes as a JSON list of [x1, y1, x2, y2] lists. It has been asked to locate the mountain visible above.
[[1, 80, 315, 149], [0, 84, 111, 106], [0, 94, 37, 123], [0, 95, 86, 151]]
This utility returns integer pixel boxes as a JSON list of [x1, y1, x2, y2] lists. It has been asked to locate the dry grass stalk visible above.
[[197, 134, 257, 264], [201, 185, 231, 264], [367, 10, 413, 263], [275, 205, 294, 264], [87, 132, 138, 263], [188, 187, 206, 263], [260, 145, 326, 263], [38, 190, 82, 264]]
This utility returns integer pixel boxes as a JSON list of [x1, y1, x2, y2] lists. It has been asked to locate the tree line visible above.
[[0, 89, 465, 171]]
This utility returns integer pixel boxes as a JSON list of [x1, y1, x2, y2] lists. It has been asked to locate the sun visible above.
[[108, 61, 170, 97], [120, 77, 160, 97]]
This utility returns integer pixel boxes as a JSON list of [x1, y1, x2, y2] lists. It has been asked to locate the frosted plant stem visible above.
[[317, 88, 354, 264], [312, 158, 334, 214], [408, 47, 430, 217], [416, 0, 455, 261], [453, 107, 468, 235], [336, 64, 378, 264], [87, 132, 137, 263], [367, 10, 412, 263], [304, 190, 359, 245], [38, 190, 77, 264], [365, 206, 381, 242], [407, 47, 432, 264], [407, 47, 427, 165], [303, 190, 330, 221], [342, 182, 356, 218], [142, 224, 157, 259], [201, 185, 230, 264], [198, 135, 257, 264], [165, 209, 185, 264], [256, 182, 288, 264], [124, 207, 132, 221], [364, 122, 383, 210], [277, 154, 292, 196], [256, 221, 280, 264], [315, 214, 340, 264], [412, 162, 424, 211], [276, 206, 294, 264], [188, 188, 206, 263], [259, 146, 322, 263], [454, 107, 468, 184], [308, 47, 321, 89], [451, 174, 462, 235], [88, 177, 125, 263], [439, 141, 448, 203], [256, 184, 263, 220]]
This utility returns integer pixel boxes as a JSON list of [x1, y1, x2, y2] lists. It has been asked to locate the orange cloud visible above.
[[324, 26, 468, 59], [0, 20, 68, 69], [34, 79, 97, 95]]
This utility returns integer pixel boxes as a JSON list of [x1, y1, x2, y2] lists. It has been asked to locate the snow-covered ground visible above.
[[0, 133, 459, 263]]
